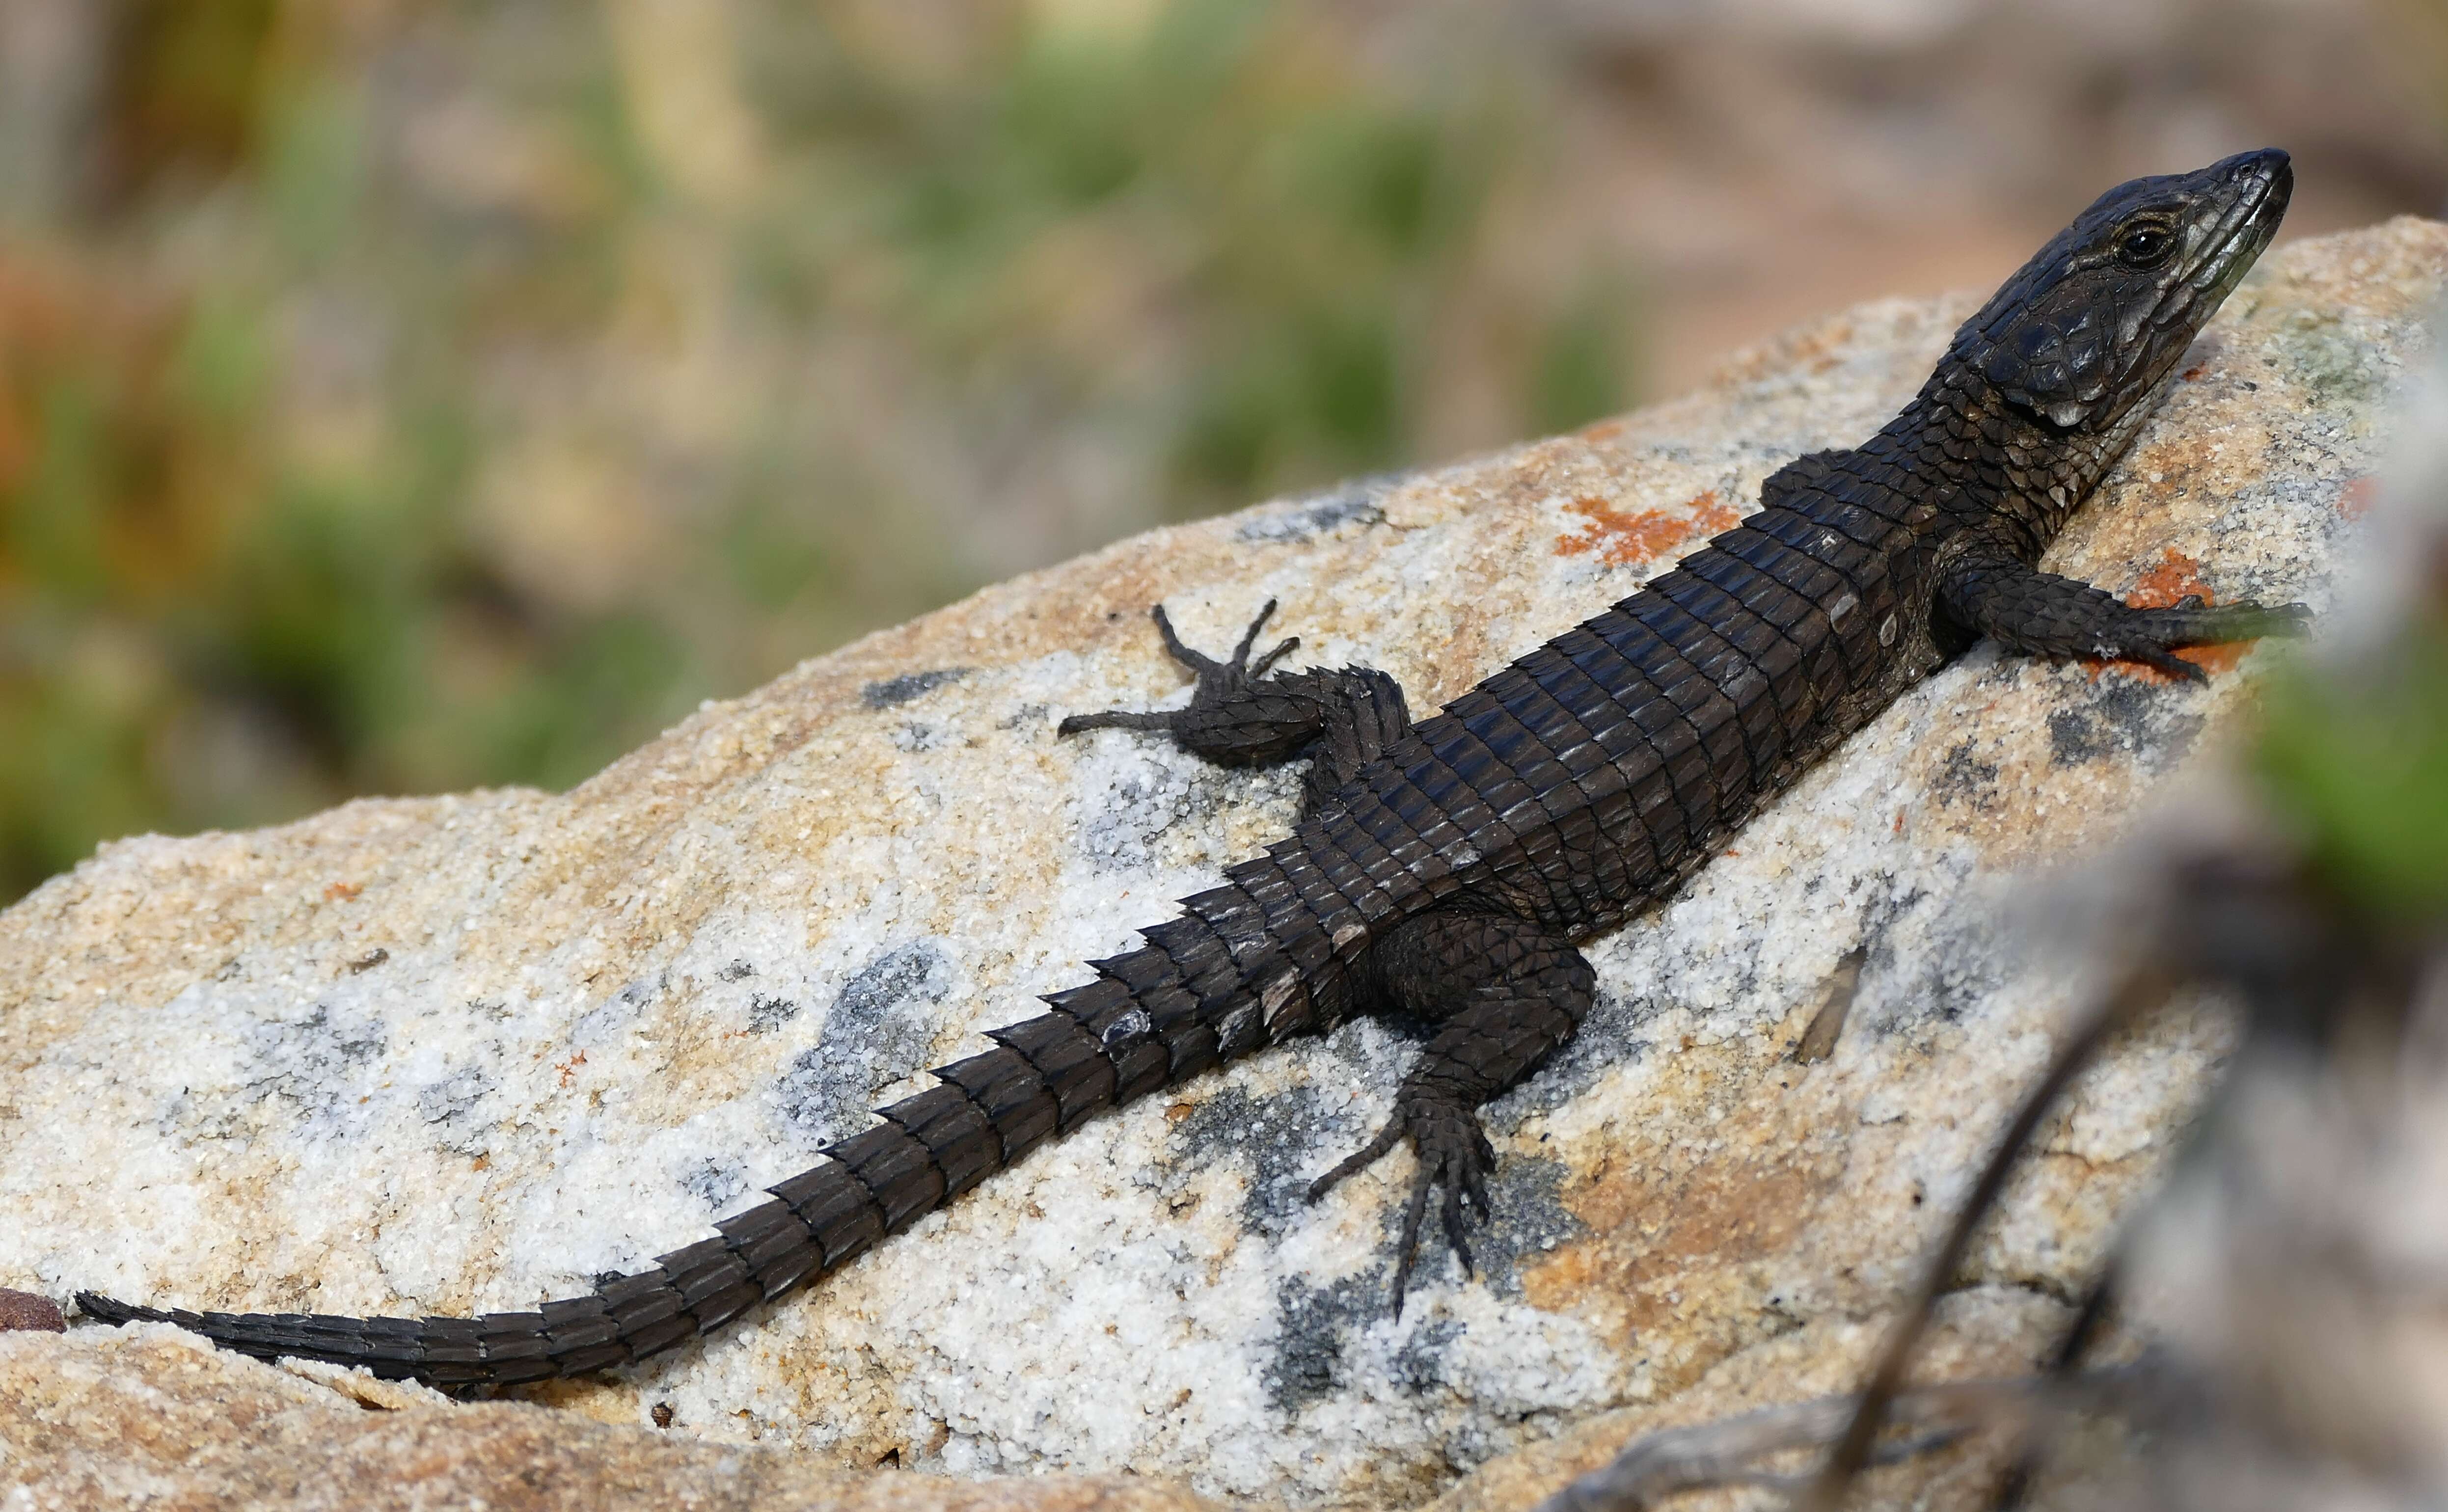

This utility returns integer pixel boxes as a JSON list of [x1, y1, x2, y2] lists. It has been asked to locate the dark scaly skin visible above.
[[79, 150, 2303, 1388]]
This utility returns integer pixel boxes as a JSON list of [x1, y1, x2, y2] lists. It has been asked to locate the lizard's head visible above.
[[1952, 148, 2292, 436]]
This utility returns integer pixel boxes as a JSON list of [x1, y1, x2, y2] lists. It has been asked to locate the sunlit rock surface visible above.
[[1, 220, 2439, 1511], [0, 1324, 1224, 1512]]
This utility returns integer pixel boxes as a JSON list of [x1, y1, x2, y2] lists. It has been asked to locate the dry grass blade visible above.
[[1534, 1370, 2146, 1512]]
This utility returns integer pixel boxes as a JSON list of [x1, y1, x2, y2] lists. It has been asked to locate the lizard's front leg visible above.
[[1938, 538, 2310, 682], [1311, 910, 1596, 1315], [1061, 600, 1413, 814]]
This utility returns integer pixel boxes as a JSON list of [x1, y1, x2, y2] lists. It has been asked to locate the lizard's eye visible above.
[[2116, 224, 2175, 268]]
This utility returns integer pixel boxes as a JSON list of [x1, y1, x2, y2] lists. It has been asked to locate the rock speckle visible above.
[[0, 1287, 64, 1333]]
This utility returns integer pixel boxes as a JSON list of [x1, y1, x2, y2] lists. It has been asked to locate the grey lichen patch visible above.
[[1159, 1081, 1332, 1234], [2043, 673, 2206, 774], [1235, 473, 1402, 543], [1453, 1151, 1580, 1302], [744, 993, 799, 1033], [773, 943, 954, 1149], [2275, 308, 2391, 405], [1935, 737, 2005, 810], [572, 972, 671, 1049], [1265, 1272, 1372, 1414], [1859, 881, 2019, 1034], [1073, 755, 1204, 874], [1069, 744, 1305, 875], [860, 668, 970, 710], [416, 1067, 491, 1126], [680, 1157, 749, 1214], [243, 1003, 389, 1131], [1388, 1313, 1469, 1398], [2047, 707, 2109, 766]]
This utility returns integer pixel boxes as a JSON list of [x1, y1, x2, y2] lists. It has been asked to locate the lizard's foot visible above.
[[1058, 601, 1310, 763], [2107, 597, 2312, 683], [1306, 1093, 1496, 1317], [1059, 600, 1299, 736]]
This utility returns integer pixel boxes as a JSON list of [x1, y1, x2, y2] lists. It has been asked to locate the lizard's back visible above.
[[1287, 433, 1950, 951]]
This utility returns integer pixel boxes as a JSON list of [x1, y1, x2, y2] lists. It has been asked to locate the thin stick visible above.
[[1535, 1368, 2145, 1512], [1990, 1253, 2122, 1510], [1791, 964, 2175, 1512]]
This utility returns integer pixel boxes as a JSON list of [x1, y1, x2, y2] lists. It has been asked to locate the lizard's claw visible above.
[[2108, 598, 2312, 684], [2147, 597, 2313, 645], [1307, 1095, 1497, 1317]]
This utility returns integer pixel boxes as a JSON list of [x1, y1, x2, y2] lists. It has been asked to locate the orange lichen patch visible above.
[[1555, 489, 1742, 568], [2079, 547, 2247, 681], [2127, 547, 2214, 609], [2338, 475, 2381, 520], [1516, 1039, 1852, 1387], [1578, 418, 1626, 442], [1525, 1137, 1842, 1386], [556, 1050, 588, 1087], [323, 880, 363, 901]]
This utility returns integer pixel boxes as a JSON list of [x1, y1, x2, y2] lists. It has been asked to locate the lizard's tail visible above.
[[79, 856, 1341, 1390]]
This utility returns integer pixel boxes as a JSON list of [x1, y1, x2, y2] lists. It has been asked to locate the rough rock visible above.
[[0, 220, 2440, 1512], [0, 1324, 1225, 1512], [0, 1288, 63, 1333]]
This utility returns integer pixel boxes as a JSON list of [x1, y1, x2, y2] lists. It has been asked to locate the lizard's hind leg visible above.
[[1061, 601, 1412, 812], [1312, 911, 1596, 1316]]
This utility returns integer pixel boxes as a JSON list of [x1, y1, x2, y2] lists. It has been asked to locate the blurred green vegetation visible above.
[[0, 0, 1636, 903], [2257, 559, 2448, 919]]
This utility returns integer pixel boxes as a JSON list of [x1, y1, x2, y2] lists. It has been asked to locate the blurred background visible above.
[[1, 0, 2444, 906]]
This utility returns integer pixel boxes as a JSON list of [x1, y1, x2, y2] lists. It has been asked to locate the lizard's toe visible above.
[[1222, 599, 1281, 674], [2128, 642, 2212, 683], [1057, 707, 1180, 736], [1150, 603, 1227, 676], [1462, 1129, 1495, 1218], [2255, 601, 2315, 637], [1306, 1119, 1403, 1205], [1150, 598, 1283, 684], [1440, 1175, 1475, 1278], [1314, 1096, 1497, 1316]]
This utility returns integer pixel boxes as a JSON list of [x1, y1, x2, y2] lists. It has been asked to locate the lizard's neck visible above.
[[1868, 363, 2161, 560]]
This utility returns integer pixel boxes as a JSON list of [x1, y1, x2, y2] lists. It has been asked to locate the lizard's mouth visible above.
[[2182, 148, 2293, 304]]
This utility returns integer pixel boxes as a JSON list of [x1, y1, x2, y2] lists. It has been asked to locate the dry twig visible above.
[[1534, 1368, 2148, 1512]]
